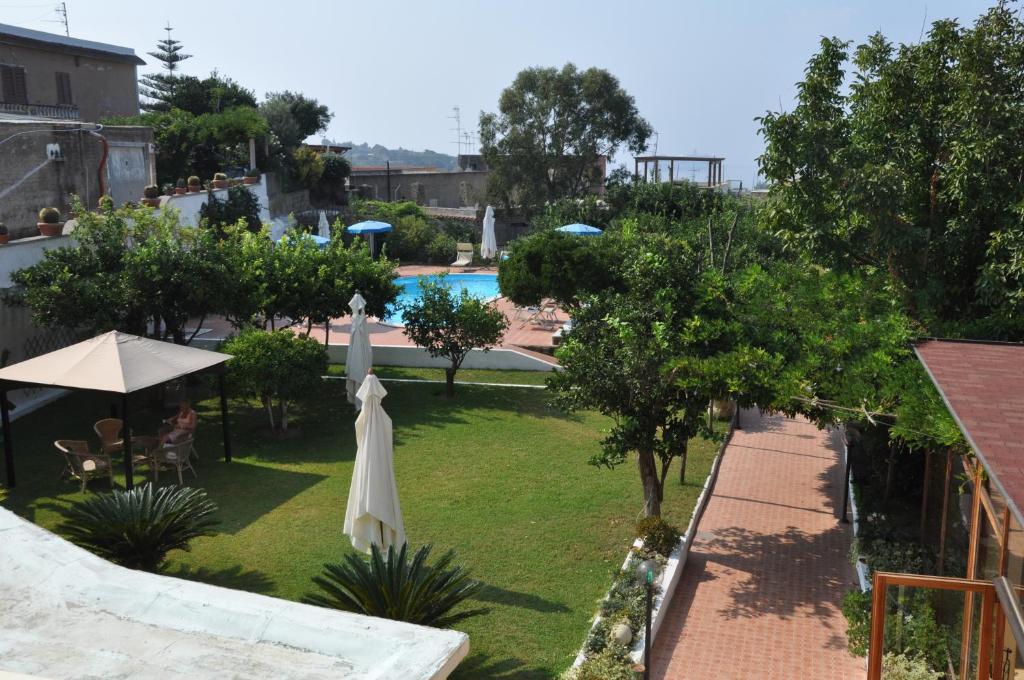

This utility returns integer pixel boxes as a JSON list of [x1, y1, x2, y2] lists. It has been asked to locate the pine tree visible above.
[[139, 24, 192, 112]]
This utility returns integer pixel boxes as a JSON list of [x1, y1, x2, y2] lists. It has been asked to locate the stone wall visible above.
[[351, 169, 489, 208], [0, 121, 154, 239]]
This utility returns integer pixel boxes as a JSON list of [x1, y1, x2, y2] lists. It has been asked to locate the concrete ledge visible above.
[[0, 508, 468, 679]]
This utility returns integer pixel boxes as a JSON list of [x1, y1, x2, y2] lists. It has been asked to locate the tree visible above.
[[58, 483, 218, 573], [162, 72, 257, 116], [401, 277, 508, 397], [757, 4, 1024, 339], [479, 63, 652, 209], [549, 234, 781, 517], [139, 24, 192, 112], [497, 230, 622, 310], [260, 91, 333, 150], [260, 91, 333, 190], [105, 107, 268, 186], [222, 329, 328, 432]]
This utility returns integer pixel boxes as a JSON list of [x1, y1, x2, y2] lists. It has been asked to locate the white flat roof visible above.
[[0, 508, 468, 679]]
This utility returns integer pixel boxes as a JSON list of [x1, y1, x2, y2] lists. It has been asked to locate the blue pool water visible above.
[[383, 273, 501, 325]]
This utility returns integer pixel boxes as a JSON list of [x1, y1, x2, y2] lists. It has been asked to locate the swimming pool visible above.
[[383, 273, 501, 325]]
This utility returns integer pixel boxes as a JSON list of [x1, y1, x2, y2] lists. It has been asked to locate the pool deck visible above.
[[197, 266, 566, 361]]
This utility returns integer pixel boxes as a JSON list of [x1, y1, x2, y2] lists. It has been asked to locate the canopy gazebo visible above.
[[0, 331, 233, 490]]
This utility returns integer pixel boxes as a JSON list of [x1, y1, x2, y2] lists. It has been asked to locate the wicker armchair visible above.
[[54, 440, 114, 492], [93, 418, 124, 456]]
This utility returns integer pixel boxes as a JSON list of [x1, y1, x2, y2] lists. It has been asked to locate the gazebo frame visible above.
[[0, 354, 232, 491]]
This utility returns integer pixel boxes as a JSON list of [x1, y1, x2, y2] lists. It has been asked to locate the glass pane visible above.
[[880, 584, 968, 677]]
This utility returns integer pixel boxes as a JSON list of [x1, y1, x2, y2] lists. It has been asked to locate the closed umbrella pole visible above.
[[481, 205, 497, 260], [343, 372, 405, 553], [346, 292, 372, 409]]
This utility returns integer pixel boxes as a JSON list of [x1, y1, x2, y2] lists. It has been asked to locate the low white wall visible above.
[[156, 181, 271, 228], [191, 337, 558, 372], [0, 233, 73, 288]]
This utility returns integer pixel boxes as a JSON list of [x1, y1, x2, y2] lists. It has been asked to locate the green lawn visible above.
[[1, 373, 717, 679]]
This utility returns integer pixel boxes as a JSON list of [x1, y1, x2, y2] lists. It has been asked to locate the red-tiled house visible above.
[[868, 339, 1024, 680]]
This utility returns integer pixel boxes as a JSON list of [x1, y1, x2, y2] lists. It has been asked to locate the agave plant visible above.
[[58, 483, 219, 572], [304, 542, 487, 628]]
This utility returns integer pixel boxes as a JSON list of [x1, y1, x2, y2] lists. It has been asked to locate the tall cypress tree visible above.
[[139, 24, 192, 112]]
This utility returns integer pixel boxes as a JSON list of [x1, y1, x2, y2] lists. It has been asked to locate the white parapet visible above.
[[0, 508, 468, 680]]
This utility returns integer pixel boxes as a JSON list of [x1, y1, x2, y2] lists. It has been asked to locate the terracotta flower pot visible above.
[[243, 176, 259, 185], [141, 197, 161, 208], [212, 179, 229, 189], [38, 222, 64, 237], [175, 187, 186, 195], [188, 185, 201, 193], [0, 233, 9, 245]]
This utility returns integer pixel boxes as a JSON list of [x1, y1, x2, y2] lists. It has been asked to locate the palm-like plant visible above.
[[58, 483, 219, 572], [304, 542, 487, 628]]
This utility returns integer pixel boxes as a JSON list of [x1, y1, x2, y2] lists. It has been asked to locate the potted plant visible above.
[[175, 178, 187, 195], [163, 183, 175, 197], [243, 168, 261, 185], [212, 172, 229, 189], [37, 207, 63, 236], [187, 175, 201, 193], [0, 222, 8, 245], [141, 185, 162, 208]]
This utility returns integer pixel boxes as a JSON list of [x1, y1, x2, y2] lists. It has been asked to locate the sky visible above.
[[2, 0, 997, 185]]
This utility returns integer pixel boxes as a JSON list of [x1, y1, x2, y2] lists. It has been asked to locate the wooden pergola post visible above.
[[920, 449, 933, 544]]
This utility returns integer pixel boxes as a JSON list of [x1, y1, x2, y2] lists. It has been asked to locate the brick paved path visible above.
[[650, 410, 864, 680]]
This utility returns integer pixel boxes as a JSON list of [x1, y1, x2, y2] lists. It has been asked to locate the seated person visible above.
[[159, 399, 197, 445]]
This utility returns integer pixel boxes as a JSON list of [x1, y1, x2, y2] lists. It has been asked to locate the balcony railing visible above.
[[0, 101, 80, 120]]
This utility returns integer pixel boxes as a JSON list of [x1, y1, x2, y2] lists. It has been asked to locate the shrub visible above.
[[57, 483, 219, 572], [200, 185, 262, 234], [175, 178, 186, 189], [881, 653, 941, 680], [304, 542, 487, 628], [291, 146, 324, 190], [213, 172, 228, 181], [38, 207, 61, 223], [222, 328, 327, 432], [842, 588, 950, 671], [245, 167, 260, 178], [636, 516, 681, 557], [387, 215, 436, 262], [187, 175, 201, 186], [427, 232, 456, 264], [572, 644, 637, 680], [142, 184, 160, 199], [0, 222, 7, 235]]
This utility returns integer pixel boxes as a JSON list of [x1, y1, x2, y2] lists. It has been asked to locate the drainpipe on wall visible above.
[[83, 127, 109, 201]]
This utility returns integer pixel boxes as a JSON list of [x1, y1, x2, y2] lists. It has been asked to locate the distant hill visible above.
[[342, 142, 458, 170]]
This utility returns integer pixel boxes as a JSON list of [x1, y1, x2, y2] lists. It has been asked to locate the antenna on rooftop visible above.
[[55, 2, 68, 36], [449, 106, 463, 156]]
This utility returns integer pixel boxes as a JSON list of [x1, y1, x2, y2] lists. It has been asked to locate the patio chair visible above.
[[141, 437, 197, 485], [93, 418, 123, 456], [54, 440, 114, 492], [451, 242, 473, 267], [519, 300, 559, 328]]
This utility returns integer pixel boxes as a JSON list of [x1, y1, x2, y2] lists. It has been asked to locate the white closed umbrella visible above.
[[318, 210, 331, 240], [344, 373, 406, 554], [346, 292, 372, 408], [480, 205, 497, 259]]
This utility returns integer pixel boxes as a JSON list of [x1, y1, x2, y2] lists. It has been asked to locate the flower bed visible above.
[[564, 410, 738, 678]]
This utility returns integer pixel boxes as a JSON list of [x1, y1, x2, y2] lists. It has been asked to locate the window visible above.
[[55, 72, 72, 105], [0, 64, 28, 104]]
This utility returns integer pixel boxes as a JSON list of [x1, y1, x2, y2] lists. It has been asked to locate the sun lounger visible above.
[[451, 243, 473, 267]]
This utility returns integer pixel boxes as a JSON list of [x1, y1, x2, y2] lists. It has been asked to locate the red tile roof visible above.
[[915, 339, 1024, 522]]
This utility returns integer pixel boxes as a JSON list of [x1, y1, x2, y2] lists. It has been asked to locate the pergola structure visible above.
[[0, 331, 233, 490], [634, 155, 725, 187]]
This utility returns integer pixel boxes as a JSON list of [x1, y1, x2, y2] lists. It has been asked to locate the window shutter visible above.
[[1, 65, 28, 104], [56, 72, 72, 105]]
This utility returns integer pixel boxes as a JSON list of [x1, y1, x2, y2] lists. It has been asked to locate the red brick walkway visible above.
[[651, 410, 864, 680]]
